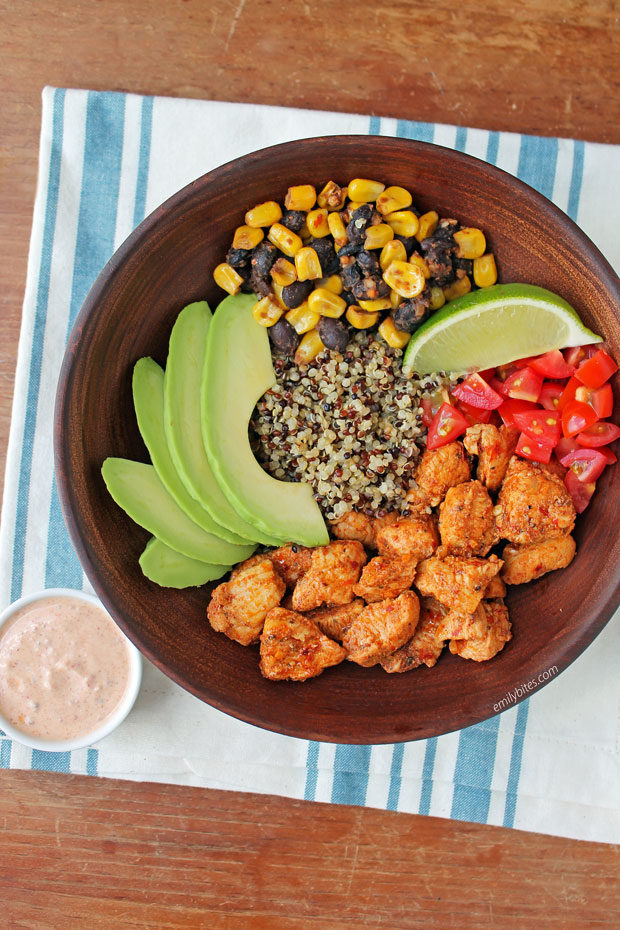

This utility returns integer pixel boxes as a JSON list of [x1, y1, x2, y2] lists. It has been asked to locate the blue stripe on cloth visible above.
[[304, 742, 319, 800], [133, 96, 154, 226], [517, 134, 559, 200], [395, 119, 434, 143], [45, 91, 126, 590], [10, 88, 66, 602], [486, 131, 500, 164], [503, 701, 529, 827], [331, 745, 372, 805], [1, 738, 12, 768], [31, 749, 71, 772], [86, 748, 99, 775], [567, 140, 585, 222], [454, 126, 467, 151], [450, 718, 501, 823], [418, 737, 437, 815], [369, 116, 381, 135], [386, 743, 404, 811]]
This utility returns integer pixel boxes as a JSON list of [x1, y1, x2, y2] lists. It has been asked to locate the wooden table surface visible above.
[[1, 1, 619, 926]]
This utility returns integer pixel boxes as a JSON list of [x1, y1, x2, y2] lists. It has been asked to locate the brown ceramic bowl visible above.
[[54, 136, 620, 743]]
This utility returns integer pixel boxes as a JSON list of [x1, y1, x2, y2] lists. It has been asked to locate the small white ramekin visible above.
[[0, 588, 142, 752]]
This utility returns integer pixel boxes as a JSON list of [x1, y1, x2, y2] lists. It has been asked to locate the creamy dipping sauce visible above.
[[0, 595, 131, 741]]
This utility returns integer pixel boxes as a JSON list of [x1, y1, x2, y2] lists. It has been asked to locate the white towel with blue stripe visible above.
[[1, 87, 619, 843]]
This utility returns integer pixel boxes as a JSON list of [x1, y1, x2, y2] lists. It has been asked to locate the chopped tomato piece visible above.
[[488, 375, 509, 397], [512, 355, 539, 369], [452, 373, 503, 410], [564, 470, 596, 513], [478, 368, 495, 381], [575, 421, 620, 447], [599, 446, 618, 466], [503, 367, 543, 403], [557, 376, 580, 411], [513, 409, 561, 446], [495, 363, 517, 382], [426, 403, 469, 450], [497, 397, 538, 428], [539, 382, 564, 411], [555, 436, 581, 462], [453, 399, 492, 426], [528, 349, 576, 379], [561, 449, 607, 483], [561, 400, 598, 438], [515, 432, 553, 463], [573, 382, 614, 419], [575, 349, 618, 389]]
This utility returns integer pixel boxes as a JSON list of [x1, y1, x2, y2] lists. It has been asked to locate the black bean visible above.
[[342, 289, 358, 306], [351, 204, 373, 224], [226, 246, 251, 268], [351, 276, 390, 300], [251, 241, 278, 277], [318, 317, 349, 352], [394, 234, 417, 257], [280, 210, 306, 232], [250, 270, 273, 298], [356, 249, 380, 275], [453, 256, 473, 277], [308, 237, 339, 275], [340, 261, 362, 291], [268, 319, 299, 355], [281, 280, 313, 308], [392, 289, 433, 333]]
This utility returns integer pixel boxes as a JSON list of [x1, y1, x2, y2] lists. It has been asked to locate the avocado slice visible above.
[[202, 294, 329, 548], [163, 301, 283, 546], [132, 356, 248, 545], [101, 457, 256, 564], [139, 537, 230, 588]]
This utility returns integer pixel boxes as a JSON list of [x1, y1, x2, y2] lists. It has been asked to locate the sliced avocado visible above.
[[101, 457, 256, 564], [132, 356, 248, 545], [139, 537, 230, 588], [202, 294, 329, 548], [163, 301, 283, 546]]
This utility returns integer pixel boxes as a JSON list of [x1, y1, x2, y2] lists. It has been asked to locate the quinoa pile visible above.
[[252, 331, 445, 520]]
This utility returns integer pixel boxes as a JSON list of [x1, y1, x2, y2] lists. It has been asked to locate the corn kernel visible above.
[[317, 180, 347, 211], [348, 178, 385, 202], [379, 317, 411, 349], [245, 200, 282, 228], [359, 297, 392, 312], [295, 246, 323, 281], [408, 252, 430, 279], [306, 208, 330, 238], [213, 262, 243, 295], [284, 184, 316, 212], [285, 304, 320, 334], [295, 328, 325, 365], [328, 211, 348, 247], [364, 223, 394, 249], [454, 227, 486, 259], [385, 210, 419, 238], [382, 260, 426, 299], [270, 257, 297, 287], [346, 201, 366, 213], [443, 275, 472, 301], [252, 295, 283, 327], [416, 210, 439, 241], [299, 222, 311, 241], [319, 274, 343, 295], [271, 282, 287, 309], [473, 253, 498, 287], [390, 289, 402, 309], [429, 285, 446, 310], [308, 287, 346, 318], [267, 222, 303, 257], [346, 305, 380, 329], [376, 186, 413, 215], [380, 239, 407, 270], [233, 225, 264, 250]]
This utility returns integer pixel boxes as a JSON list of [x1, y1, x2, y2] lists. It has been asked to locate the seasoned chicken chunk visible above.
[[229, 552, 271, 579], [343, 590, 420, 667], [501, 535, 576, 585], [449, 599, 512, 661], [291, 540, 366, 612], [495, 457, 575, 545], [415, 554, 503, 614], [438, 480, 498, 557], [407, 441, 470, 508], [380, 597, 446, 672], [353, 555, 418, 603], [484, 574, 507, 598], [463, 424, 518, 493], [307, 599, 365, 642], [375, 514, 439, 561], [208, 558, 286, 645], [259, 608, 346, 681], [270, 544, 312, 587], [435, 603, 489, 641], [330, 511, 375, 548]]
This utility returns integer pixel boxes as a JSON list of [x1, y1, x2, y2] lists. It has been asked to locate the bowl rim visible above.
[[54, 134, 620, 743]]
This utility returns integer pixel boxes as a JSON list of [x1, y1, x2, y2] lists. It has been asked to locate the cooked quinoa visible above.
[[251, 331, 446, 520]]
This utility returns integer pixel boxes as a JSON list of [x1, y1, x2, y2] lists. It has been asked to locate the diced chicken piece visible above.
[[435, 602, 489, 641], [330, 511, 375, 548], [343, 590, 420, 667], [484, 574, 507, 598], [495, 457, 576, 545], [291, 540, 367, 612], [438, 480, 498, 557], [353, 555, 418, 603], [463, 424, 519, 493], [259, 608, 346, 681], [449, 599, 512, 661], [376, 513, 439, 560], [229, 552, 271, 579], [542, 458, 568, 481], [407, 441, 471, 508], [270, 544, 313, 587], [501, 535, 576, 585], [307, 599, 365, 642], [208, 558, 286, 645], [415, 554, 503, 615], [381, 597, 446, 672], [373, 511, 401, 538]]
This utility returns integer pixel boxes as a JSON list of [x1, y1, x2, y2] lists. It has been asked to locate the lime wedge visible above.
[[402, 284, 602, 375]]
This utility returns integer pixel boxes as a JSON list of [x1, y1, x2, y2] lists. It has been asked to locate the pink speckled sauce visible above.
[[0, 595, 131, 741]]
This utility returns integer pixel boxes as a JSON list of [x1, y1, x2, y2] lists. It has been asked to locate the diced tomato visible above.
[[427, 403, 469, 450], [513, 409, 561, 446], [488, 409, 503, 427], [599, 446, 618, 465], [478, 368, 495, 381], [539, 382, 564, 411], [555, 436, 581, 463], [528, 349, 576, 379], [512, 355, 538, 369], [515, 432, 553, 463], [573, 382, 614, 419], [420, 389, 446, 428], [488, 375, 509, 397], [452, 373, 503, 410], [557, 376, 580, 411], [498, 397, 538, 428], [575, 349, 618, 389], [503, 367, 543, 403], [564, 346, 585, 368], [453, 399, 492, 426], [495, 362, 518, 382], [564, 470, 596, 513], [561, 400, 599, 438], [561, 448, 607, 483], [576, 421, 620, 447]]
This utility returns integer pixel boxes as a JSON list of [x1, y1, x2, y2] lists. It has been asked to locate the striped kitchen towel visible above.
[[1, 87, 619, 843]]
